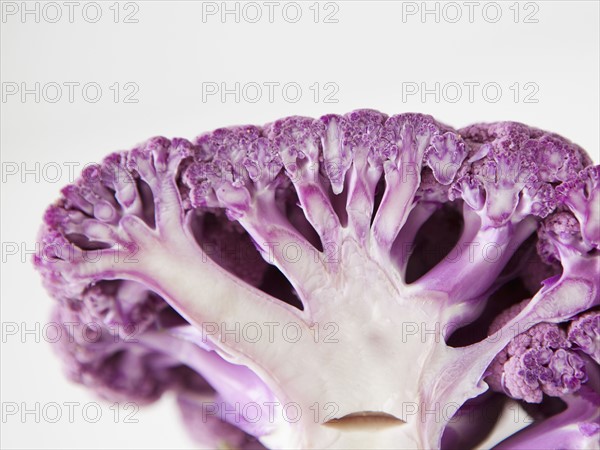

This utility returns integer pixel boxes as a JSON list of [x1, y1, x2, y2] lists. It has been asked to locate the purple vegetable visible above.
[[486, 300, 588, 403], [569, 311, 600, 364], [34, 110, 599, 449]]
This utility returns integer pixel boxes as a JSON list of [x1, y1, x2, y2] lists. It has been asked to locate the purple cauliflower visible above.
[[34, 111, 599, 449]]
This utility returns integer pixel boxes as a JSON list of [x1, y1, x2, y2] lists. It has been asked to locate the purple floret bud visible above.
[[342, 109, 388, 151], [424, 132, 468, 185], [266, 116, 323, 175], [486, 300, 587, 403], [453, 121, 591, 227], [537, 211, 592, 265], [568, 311, 600, 364], [556, 166, 600, 247]]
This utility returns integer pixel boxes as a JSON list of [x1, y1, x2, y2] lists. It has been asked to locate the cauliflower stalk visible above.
[[35, 110, 599, 449]]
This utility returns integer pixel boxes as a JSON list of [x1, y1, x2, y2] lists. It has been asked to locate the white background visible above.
[[1, 1, 599, 449]]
